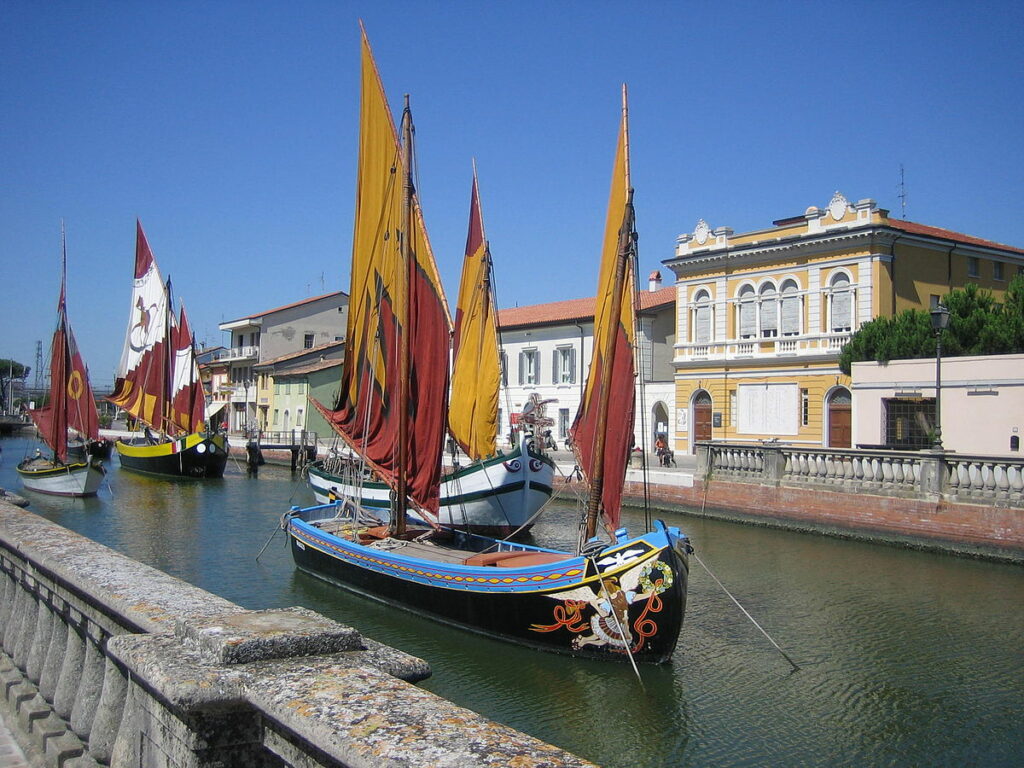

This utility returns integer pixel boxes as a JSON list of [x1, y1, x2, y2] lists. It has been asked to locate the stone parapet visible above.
[[0, 500, 596, 768]]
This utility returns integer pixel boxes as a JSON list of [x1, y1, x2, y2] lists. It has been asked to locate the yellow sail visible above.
[[570, 85, 637, 532], [313, 24, 452, 512], [449, 170, 500, 459]]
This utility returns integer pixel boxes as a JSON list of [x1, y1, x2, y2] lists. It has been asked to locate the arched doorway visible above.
[[827, 388, 852, 448], [693, 390, 712, 448], [651, 401, 669, 452]]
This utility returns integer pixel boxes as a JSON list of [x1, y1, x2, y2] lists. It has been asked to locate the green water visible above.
[[2, 435, 1022, 767]]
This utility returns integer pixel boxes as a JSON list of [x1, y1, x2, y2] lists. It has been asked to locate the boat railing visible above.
[[697, 442, 1024, 507], [0, 501, 596, 768]]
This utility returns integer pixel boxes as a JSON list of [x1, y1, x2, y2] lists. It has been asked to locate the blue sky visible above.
[[3, 1, 1023, 386]]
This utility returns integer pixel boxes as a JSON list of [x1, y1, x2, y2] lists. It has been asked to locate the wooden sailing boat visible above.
[[17, 227, 106, 497], [108, 222, 228, 478], [307, 168, 555, 535], [286, 33, 689, 662]]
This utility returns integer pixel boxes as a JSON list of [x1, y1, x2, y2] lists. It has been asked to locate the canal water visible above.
[[1, 434, 1022, 768]]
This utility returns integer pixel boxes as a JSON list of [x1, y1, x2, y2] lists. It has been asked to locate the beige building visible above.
[[665, 192, 1024, 454]]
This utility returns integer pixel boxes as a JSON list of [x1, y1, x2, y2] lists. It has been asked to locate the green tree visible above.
[[838, 274, 1024, 375], [0, 359, 31, 412]]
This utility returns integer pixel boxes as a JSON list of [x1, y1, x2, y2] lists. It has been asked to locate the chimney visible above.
[[648, 269, 663, 292]]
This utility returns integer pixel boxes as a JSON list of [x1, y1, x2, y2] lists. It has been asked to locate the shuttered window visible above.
[[830, 274, 852, 331], [694, 291, 712, 343], [738, 285, 756, 338], [519, 349, 539, 385], [760, 284, 778, 337], [781, 280, 800, 336]]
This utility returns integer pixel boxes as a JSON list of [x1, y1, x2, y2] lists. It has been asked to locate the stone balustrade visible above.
[[698, 442, 1024, 507], [0, 500, 595, 768]]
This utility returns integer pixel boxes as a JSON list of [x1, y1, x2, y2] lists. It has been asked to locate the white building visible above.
[[497, 273, 676, 455]]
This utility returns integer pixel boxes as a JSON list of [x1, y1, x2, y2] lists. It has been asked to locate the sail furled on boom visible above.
[[569, 88, 637, 532], [108, 221, 171, 431], [313, 28, 451, 513], [31, 234, 100, 463], [449, 170, 500, 460]]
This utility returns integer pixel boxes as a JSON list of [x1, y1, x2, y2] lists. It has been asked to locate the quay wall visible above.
[[0, 500, 596, 768], [602, 444, 1022, 563]]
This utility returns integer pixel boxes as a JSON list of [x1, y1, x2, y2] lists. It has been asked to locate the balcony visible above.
[[216, 345, 259, 362], [677, 332, 852, 364]]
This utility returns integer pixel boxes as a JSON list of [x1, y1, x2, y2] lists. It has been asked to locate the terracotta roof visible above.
[[274, 357, 342, 377], [887, 219, 1024, 255], [498, 286, 675, 330], [255, 340, 345, 368], [225, 290, 347, 324]]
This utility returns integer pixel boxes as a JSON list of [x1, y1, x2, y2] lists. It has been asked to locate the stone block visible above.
[[43, 729, 85, 766], [176, 607, 363, 665]]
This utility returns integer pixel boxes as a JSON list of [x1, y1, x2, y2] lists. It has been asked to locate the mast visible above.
[[394, 94, 413, 536], [58, 222, 69, 459], [584, 87, 634, 540]]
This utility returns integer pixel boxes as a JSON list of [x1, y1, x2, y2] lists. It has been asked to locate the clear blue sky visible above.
[[3, 1, 1023, 387]]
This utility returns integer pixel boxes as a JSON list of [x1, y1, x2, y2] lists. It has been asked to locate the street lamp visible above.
[[929, 304, 950, 449]]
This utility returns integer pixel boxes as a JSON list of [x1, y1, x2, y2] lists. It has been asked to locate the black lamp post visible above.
[[930, 304, 950, 449]]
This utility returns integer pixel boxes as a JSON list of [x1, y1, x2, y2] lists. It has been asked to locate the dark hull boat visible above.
[[287, 505, 688, 662], [285, 31, 689, 663], [115, 432, 228, 478], [108, 222, 224, 479]]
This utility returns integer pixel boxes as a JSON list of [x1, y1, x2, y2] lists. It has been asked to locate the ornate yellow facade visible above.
[[665, 192, 1024, 454]]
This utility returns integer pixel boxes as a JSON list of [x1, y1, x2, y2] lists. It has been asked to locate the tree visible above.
[[0, 359, 31, 412], [839, 274, 1024, 375]]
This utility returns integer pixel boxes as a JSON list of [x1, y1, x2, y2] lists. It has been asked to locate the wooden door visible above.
[[694, 392, 712, 444], [828, 394, 852, 448]]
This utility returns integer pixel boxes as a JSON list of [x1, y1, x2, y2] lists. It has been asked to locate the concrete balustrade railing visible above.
[[0, 500, 595, 768], [698, 442, 1024, 507]]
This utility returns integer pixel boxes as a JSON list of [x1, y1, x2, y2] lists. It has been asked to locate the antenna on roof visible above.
[[898, 164, 907, 219]]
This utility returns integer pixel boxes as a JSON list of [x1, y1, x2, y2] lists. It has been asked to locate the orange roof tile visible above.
[[498, 286, 675, 329], [887, 219, 1024, 255], [225, 290, 347, 324], [255, 340, 345, 367]]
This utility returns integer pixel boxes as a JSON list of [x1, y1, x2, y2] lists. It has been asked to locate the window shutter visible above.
[[781, 283, 800, 335], [831, 276, 852, 330], [533, 351, 540, 384], [518, 352, 525, 385], [695, 303, 711, 343], [760, 287, 778, 332], [552, 349, 559, 384], [569, 347, 576, 384], [739, 299, 755, 337]]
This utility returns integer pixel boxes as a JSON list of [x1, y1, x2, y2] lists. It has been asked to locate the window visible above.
[[519, 349, 538, 385], [693, 290, 713, 343], [994, 261, 1004, 281], [967, 256, 979, 278], [781, 280, 801, 336], [559, 408, 570, 439], [296, 408, 304, 428], [284, 381, 291, 395], [829, 273, 853, 332], [553, 346, 575, 384], [729, 390, 737, 427], [737, 285, 756, 339], [759, 283, 778, 338], [883, 398, 935, 449], [273, 409, 279, 426], [304, 333, 315, 349], [801, 388, 809, 426]]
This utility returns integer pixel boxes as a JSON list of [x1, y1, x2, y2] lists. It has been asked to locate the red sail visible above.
[[312, 28, 450, 514], [170, 305, 206, 433], [31, 237, 100, 463]]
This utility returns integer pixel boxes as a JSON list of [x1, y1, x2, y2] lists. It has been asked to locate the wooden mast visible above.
[[584, 85, 634, 540], [394, 94, 413, 536]]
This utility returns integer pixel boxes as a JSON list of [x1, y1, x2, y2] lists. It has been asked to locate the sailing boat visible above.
[[286, 32, 689, 662], [17, 228, 106, 496], [107, 222, 228, 478], [307, 168, 555, 535]]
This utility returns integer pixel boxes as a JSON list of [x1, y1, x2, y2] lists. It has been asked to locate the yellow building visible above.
[[665, 192, 1024, 454]]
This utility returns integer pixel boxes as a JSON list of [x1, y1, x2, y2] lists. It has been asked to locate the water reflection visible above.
[[1, 434, 1022, 768]]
